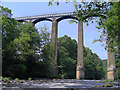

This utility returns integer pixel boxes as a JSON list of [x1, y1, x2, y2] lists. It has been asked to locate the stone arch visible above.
[[33, 18, 52, 25], [17, 20, 24, 22], [56, 16, 78, 22]]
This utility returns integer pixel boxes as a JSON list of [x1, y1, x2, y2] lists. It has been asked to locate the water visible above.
[[1, 79, 120, 89]]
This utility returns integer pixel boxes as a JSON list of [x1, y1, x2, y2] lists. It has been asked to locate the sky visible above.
[[2, 2, 107, 60]]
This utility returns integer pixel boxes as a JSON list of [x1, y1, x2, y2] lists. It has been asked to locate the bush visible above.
[[15, 78, 19, 81], [4, 67, 14, 77], [102, 83, 113, 87], [2, 77, 11, 82], [28, 77, 32, 80], [12, 64, 27, 78]]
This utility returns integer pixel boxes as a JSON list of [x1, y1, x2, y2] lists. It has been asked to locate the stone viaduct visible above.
[[15, 12, 116, 80]]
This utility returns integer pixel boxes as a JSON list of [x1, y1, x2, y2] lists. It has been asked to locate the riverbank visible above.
[[1, 79, 120, 89]]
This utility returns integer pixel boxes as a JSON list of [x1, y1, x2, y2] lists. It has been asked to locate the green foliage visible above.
[[2, 6, 51, 79], [0, 76, 2, 79], [15, 78, 19, 81], [106, 79, 114, 82], [28, 77, 32, 80], [57, 35, 77, 79], [102, 83, 113, 87], [2, 77, 11, 82], [116, 58, 120, 79], [12, 64, 27, 78], [57, 35, 104, 79], [84, 48, 104, 79], [58, 46, 76, 79], [102, 60, 107, 79], [14, 78, 23, 83], [104, 2, 120, 56], [58, 35, 77, 60]]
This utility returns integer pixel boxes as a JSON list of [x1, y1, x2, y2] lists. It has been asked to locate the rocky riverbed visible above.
[[1, 79, 120, 89]]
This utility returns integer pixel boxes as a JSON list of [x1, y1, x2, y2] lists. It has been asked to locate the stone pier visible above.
[[107, 50, 116, 80], [76, 21, 84, 79], [29, 19, 35, 26], [51, 17, 58, 77]]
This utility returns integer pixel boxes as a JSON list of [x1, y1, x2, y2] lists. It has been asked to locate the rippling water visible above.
[[2, 79, 120, 89]]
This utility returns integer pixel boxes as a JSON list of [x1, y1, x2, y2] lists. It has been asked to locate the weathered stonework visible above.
[[51, 17, 58, 77], [107, 70, 116, 80], [107, 50, 116, 80], [76, 21, 84, 79], [76, 65, 84, 79]]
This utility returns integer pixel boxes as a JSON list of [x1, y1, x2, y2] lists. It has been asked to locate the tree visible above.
[[57, 36, 77, 79], [57, 46, 76, 79], [58, 35, 77, 60], [102, 59, 107, 79], [49, 1, 120, 79], [84, 47, 104, 79], [104, 2, 120, 56], [58, 35, 104, 79], [1, 6, 22, 78], [1, 6, 50, 78]]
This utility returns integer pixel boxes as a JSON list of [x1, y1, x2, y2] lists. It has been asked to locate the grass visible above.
[[102, 83, 113, 87], [105, 79, 114, 82], [28, 77, 32, 81], [15, 78, 23, 83], [2, 77, 11, 83], [95, 83, 113, 87], [96, 79, 116, 83]]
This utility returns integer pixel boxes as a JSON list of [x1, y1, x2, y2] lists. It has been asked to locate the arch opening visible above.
[[57, 16, 78, 22], [57, 18, 78, 79], [33, 18, 52, 25], [35, 21, 52, 33]]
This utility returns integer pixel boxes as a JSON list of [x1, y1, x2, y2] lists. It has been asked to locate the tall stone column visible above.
[[107, 46, 116, 80], [76, 21, 84, 79], [51, 17, 58, 77]]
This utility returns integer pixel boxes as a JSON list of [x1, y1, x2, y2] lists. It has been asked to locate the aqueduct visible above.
[[15, 12, 116, 80]]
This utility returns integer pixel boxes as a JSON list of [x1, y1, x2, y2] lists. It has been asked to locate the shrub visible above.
[[2, 77, 11, 82], [15, 78, 19, 81], [12, 64, 27, 78], [102, 83, 113, 87], [28, 77, 32, 81]]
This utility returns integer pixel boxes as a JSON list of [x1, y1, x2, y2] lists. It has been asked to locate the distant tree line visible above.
[[1, 6, 119, 80]]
